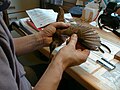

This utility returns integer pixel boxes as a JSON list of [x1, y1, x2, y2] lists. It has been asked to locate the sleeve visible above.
[[0, 46, 18, 90]]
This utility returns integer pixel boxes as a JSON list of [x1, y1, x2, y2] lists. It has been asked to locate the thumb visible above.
[[51, 22, 70, 28], [68, 34, 78, 48]]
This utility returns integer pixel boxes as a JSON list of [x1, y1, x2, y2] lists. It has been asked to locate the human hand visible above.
[[52, 34, 90, 70], [37, 22, 70, 47], [116, 8, 120, 15]]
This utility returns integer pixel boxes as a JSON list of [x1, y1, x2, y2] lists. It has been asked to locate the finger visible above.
[[68, 34, 78, 48], [51, 22, 70, 28]]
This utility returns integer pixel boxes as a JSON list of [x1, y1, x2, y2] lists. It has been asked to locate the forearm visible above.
[[116, 8, 120, 15], [32, 34, 89, 90], [13, 33, 44, 56], [33, 58, 64, 90]]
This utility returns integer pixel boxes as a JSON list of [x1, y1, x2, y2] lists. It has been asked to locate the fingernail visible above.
[[66, 23, 71, 26], [72, 34, 77, 37]]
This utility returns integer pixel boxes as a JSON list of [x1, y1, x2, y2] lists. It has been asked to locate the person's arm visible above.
[[13, 32, 44, 56], [116, 8, 120, 15], [13, 22, 70, 56], [33, 34, 90, 90], [33, 59, 63, 90]]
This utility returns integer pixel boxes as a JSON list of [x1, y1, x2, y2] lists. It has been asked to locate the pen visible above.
[[65, 18, 74, 22], [96, 59, 116, 71], [101, 58, 116, 69]]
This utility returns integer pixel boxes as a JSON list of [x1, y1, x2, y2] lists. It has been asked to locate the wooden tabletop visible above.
[[13, 17, 120, 90], [38, 21, 120, 90], [38, 28, 120, 90]]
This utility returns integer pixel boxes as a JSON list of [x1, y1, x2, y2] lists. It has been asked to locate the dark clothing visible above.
[[0, 13, 32, 90], [0, 0, 11, 11]]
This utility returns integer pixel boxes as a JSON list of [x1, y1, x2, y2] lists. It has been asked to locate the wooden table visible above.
[[12, 18, 120, 90], [39, 27, 120, 90]]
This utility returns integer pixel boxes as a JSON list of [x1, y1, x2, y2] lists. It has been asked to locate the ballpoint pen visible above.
[[96, 58, 116, 71]]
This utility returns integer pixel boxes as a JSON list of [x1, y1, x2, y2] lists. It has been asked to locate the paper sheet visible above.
[[79, 38, 120, 89], [26, 8, 57, 28], [93, 60, 120, 90], [26, 8, 76, 28]]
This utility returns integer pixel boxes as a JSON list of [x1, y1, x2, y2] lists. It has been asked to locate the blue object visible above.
[[68, 6, 84, 17]]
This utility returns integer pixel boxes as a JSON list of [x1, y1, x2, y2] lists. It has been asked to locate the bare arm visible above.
[[13, 33, 43, 56], [116, 8, 120, 15], [33, 34, 90, 90], [13, 22, 70, 56], [33, 60, 63, 90]]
